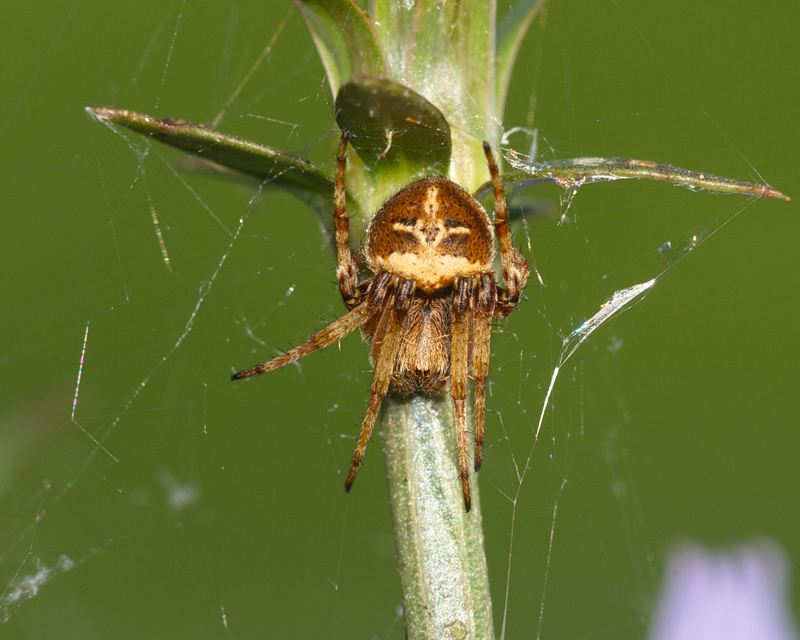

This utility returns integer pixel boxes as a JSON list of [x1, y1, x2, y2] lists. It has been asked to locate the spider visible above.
[[232, 131, 529, 511]]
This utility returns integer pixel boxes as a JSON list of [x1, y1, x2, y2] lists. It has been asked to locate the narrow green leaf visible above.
[[496, 0, 549, 116], [335, 77, 452, 177], [295, 0, 387, 94], [495, 151, 790, 201], [86, 107, 339, 217]]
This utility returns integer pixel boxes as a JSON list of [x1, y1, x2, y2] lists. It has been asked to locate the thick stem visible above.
[[382, 393, 494, 640]]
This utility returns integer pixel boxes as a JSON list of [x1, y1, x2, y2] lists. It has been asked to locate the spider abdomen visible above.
[[364, 294, 459, 396], [364, 178, 496, 294], [395, 296, 455, 395]]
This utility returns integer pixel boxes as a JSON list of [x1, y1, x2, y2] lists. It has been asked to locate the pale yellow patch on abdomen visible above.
[[373, 251, 485, 294]]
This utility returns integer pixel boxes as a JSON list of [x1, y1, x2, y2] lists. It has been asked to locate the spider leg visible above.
[[452, 276, 476, 511], [345, 277, 415, 492], [231, 303, 370, 380], [473, 273, 497, 472], [483, 142, 530, 318], [334, 131, 363, 309]]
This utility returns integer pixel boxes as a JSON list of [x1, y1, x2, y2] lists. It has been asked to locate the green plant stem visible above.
[[382, 394, 494, 640]]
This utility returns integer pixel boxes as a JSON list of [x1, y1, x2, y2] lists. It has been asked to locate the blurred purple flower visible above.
[[649, 542, 799, 640]]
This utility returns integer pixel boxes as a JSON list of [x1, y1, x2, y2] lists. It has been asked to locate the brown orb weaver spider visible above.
[[232, 131, 529, 511]]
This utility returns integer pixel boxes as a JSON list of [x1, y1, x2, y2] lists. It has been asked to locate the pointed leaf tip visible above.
[[86, 106, 338, 220], [295, 0, 387, 94], [503, 152, 791, 201]]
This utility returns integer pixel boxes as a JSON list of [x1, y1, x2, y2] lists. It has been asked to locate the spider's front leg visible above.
[[450, 272, 500, 509], [451, 276, 476, 511], [483, 142, 530, 318], [345, 275, 416, 492], [471, 272, 497, 472], [334, 131, 363, 310]]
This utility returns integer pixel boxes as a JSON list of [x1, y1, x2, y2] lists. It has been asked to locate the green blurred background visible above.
[[1, 1, 797, 638]]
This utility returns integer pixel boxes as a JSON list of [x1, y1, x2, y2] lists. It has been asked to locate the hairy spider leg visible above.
[[483, 142, 530, 317], [345, 276, 416, 492], [231, 134, 377, 381], [334, 131, 362, 309], [230, 304, 370, 380], [451, 276, 476, 511], [472, 272, 497, 472]]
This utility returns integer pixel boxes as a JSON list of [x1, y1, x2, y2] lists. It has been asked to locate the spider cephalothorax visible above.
[[232, 132, 529, 511]]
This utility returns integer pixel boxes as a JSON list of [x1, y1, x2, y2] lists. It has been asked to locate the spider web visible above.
[[1, 1, 797, 638]]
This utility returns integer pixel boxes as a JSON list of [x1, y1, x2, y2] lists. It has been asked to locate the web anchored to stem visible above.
[[84, 1, 787, 638], [2, 1, 791, 638]]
